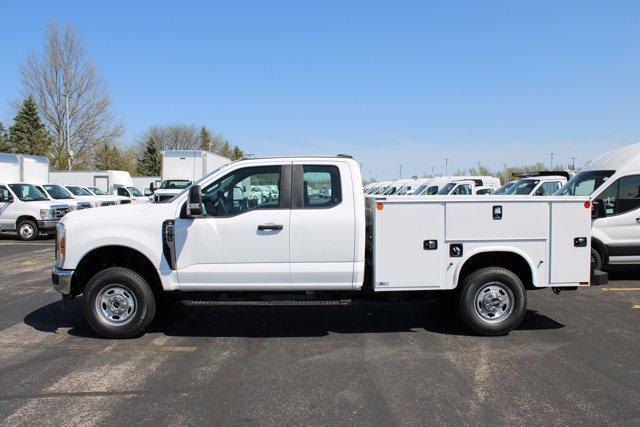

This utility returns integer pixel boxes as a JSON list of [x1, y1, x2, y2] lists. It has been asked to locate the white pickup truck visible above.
[[51, 156, 605, 338]]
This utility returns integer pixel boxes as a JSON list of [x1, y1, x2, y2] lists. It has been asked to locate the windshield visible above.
[[43, 184, 73, 199], [127, 186, 143, 197], [8, 184, 48, 201], [556, 170, 615, 196], [66, 186, 92, 196], [506, 180, 539, 195], [494, 182, 515, 195], [160, 179, 192, 190], [87, 187, 107, 196], [382, 186, 397, 195], [437, 183, 457, 195], [395, 186, 410, 195]]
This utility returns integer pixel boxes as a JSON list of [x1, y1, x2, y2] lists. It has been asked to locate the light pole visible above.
[[398, 164, 403, 179], [548, 152, 556, 170], [444, 158, 449, 176], [64, 93, 71, 170]]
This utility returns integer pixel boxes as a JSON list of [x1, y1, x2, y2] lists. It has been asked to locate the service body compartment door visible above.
[[373, 201, 445, 289], [550, 201, 591, 284]]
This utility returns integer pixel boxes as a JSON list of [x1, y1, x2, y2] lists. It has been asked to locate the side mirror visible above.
[[150, 182, 156, 192], [186, 185, 203, 217], [144, 188, 152, 196]]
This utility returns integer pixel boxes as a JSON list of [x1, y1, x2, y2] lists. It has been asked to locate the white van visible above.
[[557, 143, 640, 269], [504, 176, 567, 196], [35, 184, 90, 210], [49, 170, 148, 204], [0, 183, 71, 240]]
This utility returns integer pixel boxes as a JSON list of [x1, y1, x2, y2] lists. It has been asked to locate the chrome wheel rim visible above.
[[474, 282, 514, 323], [19, 223, 34, 239], [95, 284, 138, 326]]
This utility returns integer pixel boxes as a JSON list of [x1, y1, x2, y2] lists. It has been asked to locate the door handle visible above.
[[257, 224, 283, 231]]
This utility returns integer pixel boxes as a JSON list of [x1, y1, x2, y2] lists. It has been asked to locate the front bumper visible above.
[[51, 267, 74, 294], [38, 219, 60, 232]]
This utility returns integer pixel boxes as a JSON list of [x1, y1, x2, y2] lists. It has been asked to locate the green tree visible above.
[[231, 145, 244, 160], [219, 141, 233, 159], [0, 122, 8, 152], [137, 136, 161, 176], [95, 143, 134, 171], [200, 127, 212, 152], [8, 96, 51, 155]]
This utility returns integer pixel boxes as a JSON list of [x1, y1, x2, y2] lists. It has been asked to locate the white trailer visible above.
[[0, 152, 49, 184], [153, 150, 230, 202]]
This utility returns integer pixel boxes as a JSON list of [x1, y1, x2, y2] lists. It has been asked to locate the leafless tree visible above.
[[20, 21, 123, 169], [137, 124, 230, 152]]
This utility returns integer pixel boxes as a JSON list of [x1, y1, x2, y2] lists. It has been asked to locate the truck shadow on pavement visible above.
[[24, 298, 564, 339]]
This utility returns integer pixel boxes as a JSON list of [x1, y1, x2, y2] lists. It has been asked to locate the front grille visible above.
[[77, 202, 92, 210], [51, 206, 69, 218], [120, 200, 131, 205], [101, 201, 116, 206]]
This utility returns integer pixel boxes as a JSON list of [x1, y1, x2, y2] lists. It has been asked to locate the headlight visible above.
[[55, 222, 66, 268], [68, 205, 76, 211], [40, 209, 55, 220]]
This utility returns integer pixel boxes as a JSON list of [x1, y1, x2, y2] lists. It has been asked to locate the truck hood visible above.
[[63, 201, 174, 224], [27, 200, 71, 210]]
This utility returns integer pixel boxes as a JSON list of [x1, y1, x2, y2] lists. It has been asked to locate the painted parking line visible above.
[[601, 287, 640, 291]]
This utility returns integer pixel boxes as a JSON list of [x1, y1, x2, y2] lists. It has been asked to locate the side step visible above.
[[180, 299, 352, 307]]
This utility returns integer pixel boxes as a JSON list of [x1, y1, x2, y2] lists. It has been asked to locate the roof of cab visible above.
[[583, 143, 640, 172]]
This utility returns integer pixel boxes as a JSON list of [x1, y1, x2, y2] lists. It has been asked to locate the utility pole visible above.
[[477, 161, 481, 173], [398, 164, 403, 179], [444, 158, 449, 176], [548, 152, 556, 170], [570, 156, 577, 171], [503, 163, 508, 183], [64, 93, 71, 171], [431, 166, 435, 177]]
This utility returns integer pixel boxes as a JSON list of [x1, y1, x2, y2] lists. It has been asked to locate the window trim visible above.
[[595, 174, 640, 218], [292, 164, 342, 210], [183, 164, 291, 219]]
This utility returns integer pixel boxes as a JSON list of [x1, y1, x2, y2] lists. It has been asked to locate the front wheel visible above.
[[83, 267, 156, 338], [17, 219, 39, 241], [591, 247, 603, 271], [457, 267, 526, 336]]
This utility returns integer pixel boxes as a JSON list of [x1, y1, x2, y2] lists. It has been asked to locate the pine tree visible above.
[[8, 97, 52, 155], [219, 141, 233, 159], [137, 136, 161, 175], [231, 145, 244, 160], [0, 122, 8, 152], [200, 127, 212, 152]]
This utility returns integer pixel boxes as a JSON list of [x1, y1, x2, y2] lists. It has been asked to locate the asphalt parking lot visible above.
[[0, 234, 638, 425]]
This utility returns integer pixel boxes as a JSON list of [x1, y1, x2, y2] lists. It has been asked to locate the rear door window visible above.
[[302, 165, 342, 208]]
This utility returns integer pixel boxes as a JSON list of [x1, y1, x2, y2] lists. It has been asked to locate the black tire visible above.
[[591, 247, 603, 271], [17, 219, 39, 241], [83, 267, 156, 339], [457, 267, 527, 336]]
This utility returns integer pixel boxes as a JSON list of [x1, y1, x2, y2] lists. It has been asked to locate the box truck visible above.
[[152, 150, 230, 202]]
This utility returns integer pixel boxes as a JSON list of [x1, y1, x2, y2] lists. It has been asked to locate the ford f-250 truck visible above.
[[51, 155, 605, 338]]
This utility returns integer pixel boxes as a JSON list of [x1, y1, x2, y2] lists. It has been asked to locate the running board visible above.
[[180, 299, 352, 307]]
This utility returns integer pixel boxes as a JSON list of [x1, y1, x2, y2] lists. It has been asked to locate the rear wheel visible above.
[[591, 247, 603, 271], [457, 267, 526, 336], [17, 219, 38, 241], [83, 267, 156, 338]]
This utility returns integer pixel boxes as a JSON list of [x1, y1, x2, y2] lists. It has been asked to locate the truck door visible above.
[[593, 174, 640, 263], [174, 163, 292, 290], [0, 185, 14, 230], [289, 162, 355, 290]]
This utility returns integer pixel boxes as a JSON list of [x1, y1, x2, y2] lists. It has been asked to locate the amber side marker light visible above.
[[376, 202, 384, 211]]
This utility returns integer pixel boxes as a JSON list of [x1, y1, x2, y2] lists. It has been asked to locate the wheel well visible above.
[[591, 238, 608, 263], [458, 251, 534, 290], [17, 215, 37, 225], [71, 246, 162, 297]]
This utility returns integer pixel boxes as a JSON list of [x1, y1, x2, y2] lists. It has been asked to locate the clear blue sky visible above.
[[1, 1, 639, 179]]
